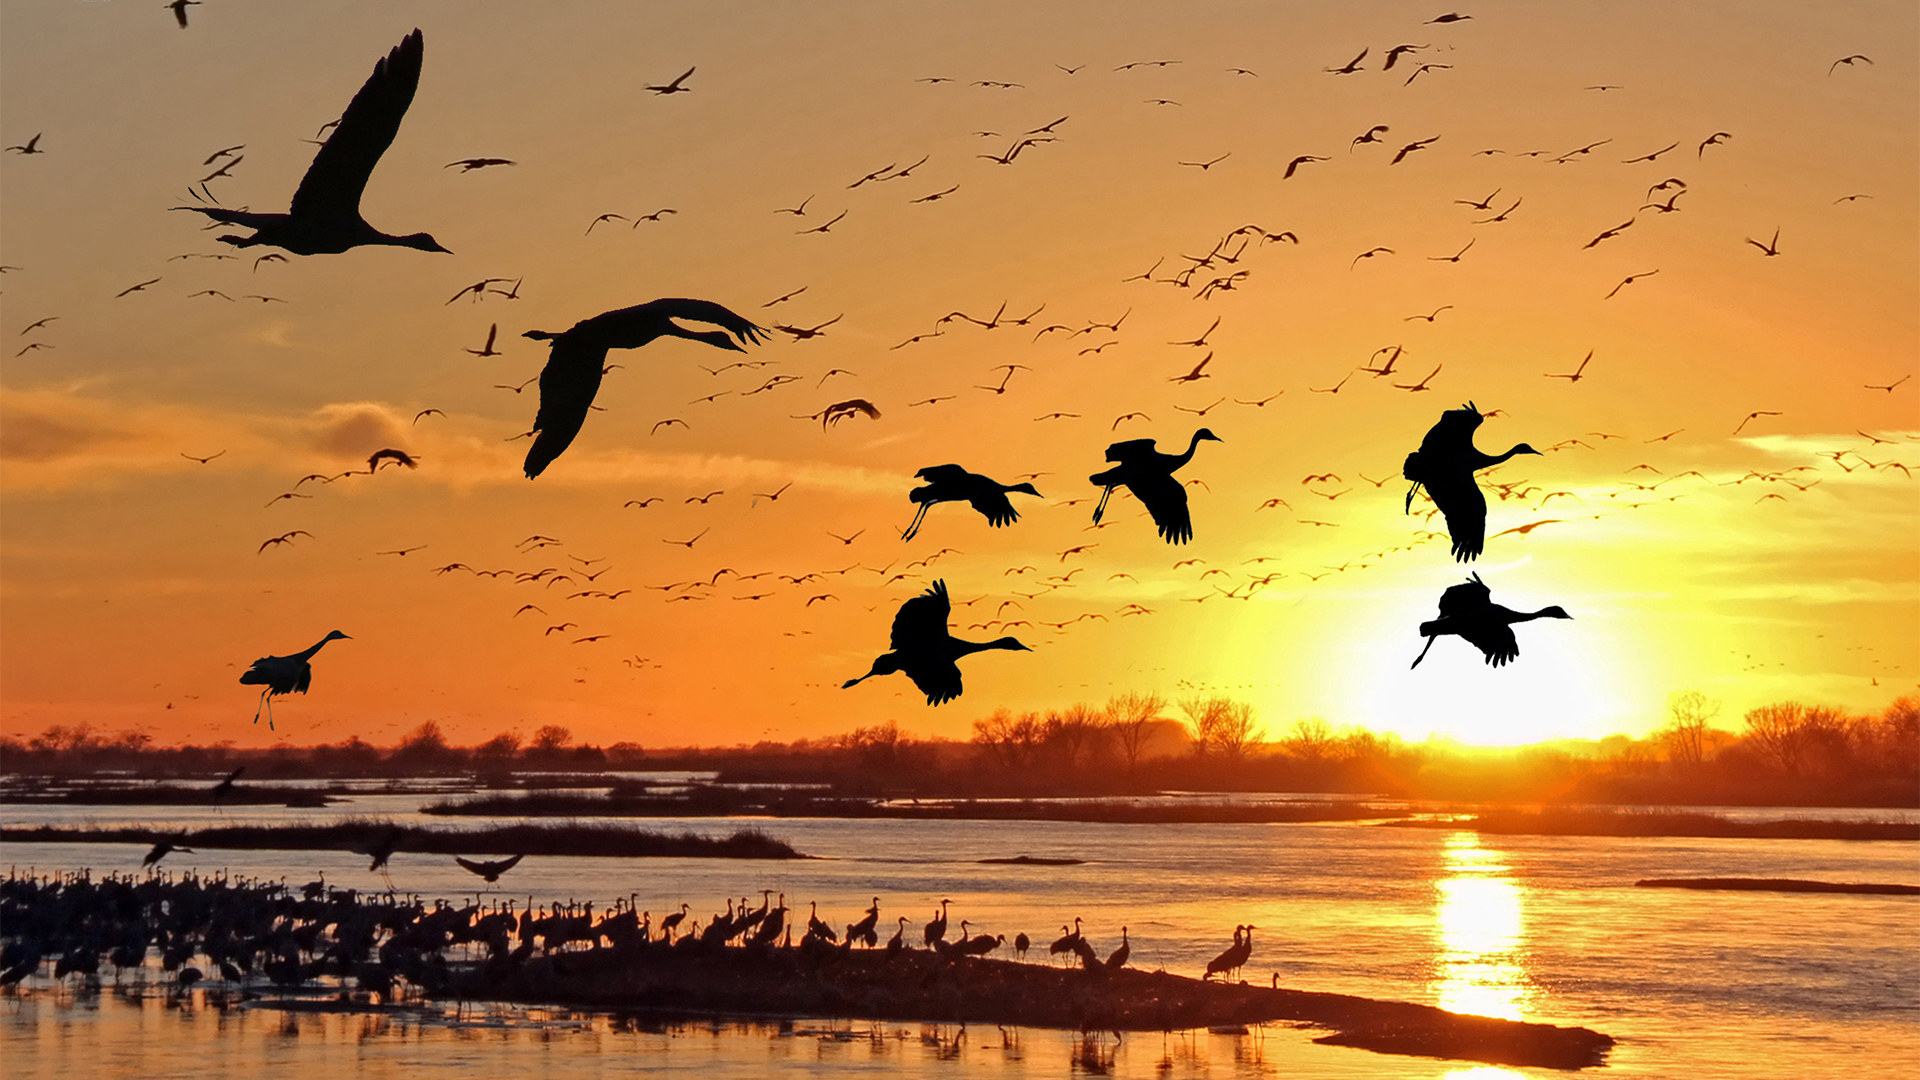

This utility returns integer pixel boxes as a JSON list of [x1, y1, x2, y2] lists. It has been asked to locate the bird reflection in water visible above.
[[1432, 832, 1538, 1021]]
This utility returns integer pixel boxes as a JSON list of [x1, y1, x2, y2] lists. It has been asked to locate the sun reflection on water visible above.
[[1432, 832, 1537, 1021]]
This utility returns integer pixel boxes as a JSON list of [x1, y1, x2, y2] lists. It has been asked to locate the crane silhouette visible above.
[[843, 581, 1030, 705], [1402, 403, 1540, 561], [901, 465, 1041, 541], [923, 898, 952, 946], [1203, 924, 1253, 980], [454, 853, 525, 883], [521, 298, 767, 477], [1411, 573, 1571, 668], [1089, 429, 1223, 543], [237, 630, 350, 728], [171, 31, 450, 255]]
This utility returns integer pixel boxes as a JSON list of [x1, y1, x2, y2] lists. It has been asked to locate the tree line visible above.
[[4, 693, 1914, 807]]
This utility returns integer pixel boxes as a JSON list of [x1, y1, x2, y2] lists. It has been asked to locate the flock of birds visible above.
[[7, 10, 1913, 725], [0, 869, 1266, 997]]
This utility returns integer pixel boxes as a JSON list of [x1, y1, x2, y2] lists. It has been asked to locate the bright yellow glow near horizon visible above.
[[0, 1, 1915, 751]]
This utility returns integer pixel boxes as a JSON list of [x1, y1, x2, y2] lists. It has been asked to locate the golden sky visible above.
[[3, 1, 1915, 749]]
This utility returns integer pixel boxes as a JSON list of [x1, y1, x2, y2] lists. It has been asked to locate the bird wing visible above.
[[888, 580, 951, 651], [1425, 470, 1487, 560], [967, 488, 1020, 527], [490, 853, 525, 875], [524, 335, 609, 478], [289, 30, 425, 222], [1436, 577, 1491, 619], [631, 298, 770, 347], [1103, 437, 1157, 462], [290, 662, 313, 695], [1458, 621, 1520, 666], [914, 463, 970, 485], [455, 856, 487, 876], [904, 657, 965, 705], [1126, 471, 1194, 543], [1415, 405, 1482, 456]]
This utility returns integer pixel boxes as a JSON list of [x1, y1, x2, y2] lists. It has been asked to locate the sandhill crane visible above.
[[923, 899, 952, 946], [454, 854, 524, 883], [142, 835, 192, 866], [520, 298, 767, 477], [1402, 402, 1540, 561], [171, 32, 450, 255], [902, 464, 1042, 540], [1205, 922, 1251, 980], [1089, 429, 1222, 543], [806, 901, 838, 942], [1411, 573, 1572, 668], [885, 916, 910, 957], [1105, 927, 1131, 969], [1013, 932, 1031, 959], [1049, 918, 1084, 964], [209, 766, 244, 799], [238, 630, 350, 728], [843, 581, 1030, 705], [847, 898, 881, 947], [659, 903, 690, 941]]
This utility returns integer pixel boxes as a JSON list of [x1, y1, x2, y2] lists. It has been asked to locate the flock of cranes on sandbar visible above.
[[1, 870, 1266, 994]]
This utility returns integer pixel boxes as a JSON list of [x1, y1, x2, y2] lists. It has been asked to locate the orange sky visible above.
[[2, 1, 1915, 750]]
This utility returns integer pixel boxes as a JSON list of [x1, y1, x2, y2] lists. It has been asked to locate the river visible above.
[[3, 792, 1916, 1078]]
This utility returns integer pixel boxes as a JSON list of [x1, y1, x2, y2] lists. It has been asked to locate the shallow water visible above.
[[4, 795, 1917, 1078]]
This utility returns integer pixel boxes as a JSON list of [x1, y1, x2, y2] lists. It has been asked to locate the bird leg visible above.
[[1409, 632, 1440, 669], [901, 503, 931, 542], [1403, 481, 1423, 514], [252, 687, 270, 724], [1091, 484, 1116, 524]]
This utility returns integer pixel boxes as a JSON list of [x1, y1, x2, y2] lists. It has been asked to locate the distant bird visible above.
[[1089, 429, 1223, 544], [446, 157, 514, 171], [843, 581, 1030, 705], [367, 447, 418, 471], [1745, 228, 1780, 256], [1732, 410, 1781, 435], [1351, 247, 1394, 268], [4, 133, 44, 155], [1405, 305, 1452, 323], [1697, 131, 1732, 155], [209, 767, 244, 798], [1604, 271, 1658, 299], [1283, 154, 1327, 179], [1351, 125, 1390, 149], [1411, 573, 1571, 668], [117, 278, 162, 298], [1583, 220, 1634, 248], [256, 530, 313, 554], [457, 326, 505, 360], [1544, 350, 1593, 382], [143, 835, 193, 866], [180, 450, 226, 464], [520, 298, 766, 477], [1428, 12, 1472, 23], [645, 67, 695, 94], [171, 32, 450, 256], [1391, 136, 1440, 164], [1178, 153, 1231, 171], [455, 854, 525, 883], [1326, 49, 1367, 74], [1402, 402, 1541, 561], [165, 1, 199, 30], [358, 827, 407, 874], [902, 465, 1041, 541], [238, 630, 351, 728], [1828, 54, 1872, 75]]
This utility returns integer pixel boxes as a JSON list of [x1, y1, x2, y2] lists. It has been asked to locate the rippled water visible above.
[[4, 794, 1917, 1079]]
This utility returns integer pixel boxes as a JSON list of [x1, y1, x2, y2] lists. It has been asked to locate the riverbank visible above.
[[1382, 807, 1916, 840], [0, 821, 805, 859]]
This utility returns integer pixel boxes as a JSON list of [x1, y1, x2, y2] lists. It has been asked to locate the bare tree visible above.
[[1282, 716, 1337, 762], [1742, 701, 1830, 775], [1103, 691, 1165, 771], [531, 724, 573, 754], [1659, 689, 1721, 767], [474, 731, 523, 760], [1181, 695, 1264, 760]]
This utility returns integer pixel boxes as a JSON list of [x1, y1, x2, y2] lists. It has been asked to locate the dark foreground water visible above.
[[3, 795, 1916, 1079]]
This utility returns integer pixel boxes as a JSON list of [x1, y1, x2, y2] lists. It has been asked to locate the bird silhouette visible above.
[[238, 630, 350, 728], [171, 32, 449, 255], [1089, 429, 1222, 544], [645, 67, 695, 94], [1410, 573, 1572, 668], [520, 298, 766, 477], [843, 581, 1029, 705], [209, 766, 244, 799], [1402, 403, 1541, 561], [454, 854, 525, 883], [902, 465, 1041, 541]]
